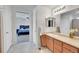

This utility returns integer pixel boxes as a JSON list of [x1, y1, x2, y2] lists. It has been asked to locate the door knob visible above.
[[6, 32, 9, 34]]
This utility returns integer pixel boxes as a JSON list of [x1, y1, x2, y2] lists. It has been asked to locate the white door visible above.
[[0, 11, 4, 53], [2, 6, 12, 52]]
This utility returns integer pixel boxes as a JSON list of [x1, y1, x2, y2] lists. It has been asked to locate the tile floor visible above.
[[17, 35, 29, 43], [8, 42, 52, 53], [38, 47, 52, 53]]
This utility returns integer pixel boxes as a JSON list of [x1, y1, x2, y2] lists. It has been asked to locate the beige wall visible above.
[[33, 6, 51, 48], [11, 7, 17, 44]]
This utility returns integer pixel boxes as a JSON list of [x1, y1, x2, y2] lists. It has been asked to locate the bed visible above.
[[16, 25, 29, 36]]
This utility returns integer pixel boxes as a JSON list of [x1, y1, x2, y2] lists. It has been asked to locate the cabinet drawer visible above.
[[54, 39, 62, 46], [42, 35, 46, 38], [63, 43, 79, 53]]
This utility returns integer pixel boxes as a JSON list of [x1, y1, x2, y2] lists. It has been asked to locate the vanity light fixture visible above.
[[54, 5, 66, 13]]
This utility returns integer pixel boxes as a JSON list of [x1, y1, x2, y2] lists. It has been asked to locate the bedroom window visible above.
[[46, 17, 56, 27], [48, 19, 53, 27]]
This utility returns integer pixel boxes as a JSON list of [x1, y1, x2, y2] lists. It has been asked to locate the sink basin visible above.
[[48, 32, 79, 40], [48, 32, 69, 37]]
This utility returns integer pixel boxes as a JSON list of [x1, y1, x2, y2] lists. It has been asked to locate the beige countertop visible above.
[[41, 32, 79, 48]]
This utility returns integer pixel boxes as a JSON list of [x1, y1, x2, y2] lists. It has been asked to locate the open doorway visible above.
[[16, 11, 31, 43]]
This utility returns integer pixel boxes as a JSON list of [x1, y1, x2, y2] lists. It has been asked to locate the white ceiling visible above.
[[42, 5, 60, 9], [12, 5, 37, 11], [11, 5, 59, 12]]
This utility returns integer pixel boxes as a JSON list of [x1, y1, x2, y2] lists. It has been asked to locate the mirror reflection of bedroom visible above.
[[16, 11, 30, 43]]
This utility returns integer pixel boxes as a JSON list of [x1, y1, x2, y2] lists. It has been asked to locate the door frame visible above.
[[0, 12, 4, 53]]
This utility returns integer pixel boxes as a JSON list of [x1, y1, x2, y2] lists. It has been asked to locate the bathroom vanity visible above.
[[40, 33, 79, 53]]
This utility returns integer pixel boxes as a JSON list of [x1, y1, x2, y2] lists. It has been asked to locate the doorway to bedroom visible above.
[[16, 11, 31, 43]]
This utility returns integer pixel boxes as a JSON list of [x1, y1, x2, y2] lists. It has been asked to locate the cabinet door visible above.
[[54, 39, 62, 53], [54, 47, 62, 53], [63, 48, 72, 53], [47, 36, 54, 52], [40, 35, 47, 47], [63, 43, 79, 53]]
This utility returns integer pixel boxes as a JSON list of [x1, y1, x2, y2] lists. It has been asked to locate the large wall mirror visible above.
[[71, 19, 79, 36], [60, 8, 79, 36], [71, 8, 79, 36]]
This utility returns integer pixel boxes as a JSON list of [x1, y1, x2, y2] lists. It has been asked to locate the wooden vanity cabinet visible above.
[[54, 39, 63, 53], [40, 35, 54, 51], [47, 36, 54, 52], [63, 43, 79, 53], [40, 35, 79, 53], [40, 35, 47, 47]]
